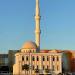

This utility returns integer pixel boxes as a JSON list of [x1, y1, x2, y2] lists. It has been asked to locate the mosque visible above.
[[13, 0, 72, 75]]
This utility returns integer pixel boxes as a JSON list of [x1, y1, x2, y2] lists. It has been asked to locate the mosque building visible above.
[[13, 0, 70, 75]]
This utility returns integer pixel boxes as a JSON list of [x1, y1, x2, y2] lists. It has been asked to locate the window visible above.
[[47, 65, 48, 69], [33, 50, 34, 52], [57, 56, 59, 61], [37, 56, 39, 61], [5, 58, 8, 65], [37, 65, 39, 69], [22, 56, 24, 61], [47, 56, 49, 61], [26, 56, 28, 61], [72, 59, 75, 63], [43, 56, 45, 61], [43, 65, 44, 70], [53, 65, 54, 71], [29, 50, 31, 52], [32, 56, 35, 61], [53, 56, 55, 61], [33, 65, 34, 70], [57, 65, 59, 71]]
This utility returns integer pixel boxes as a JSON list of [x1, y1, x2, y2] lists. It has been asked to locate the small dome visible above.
[[22, 41, 37, 49]]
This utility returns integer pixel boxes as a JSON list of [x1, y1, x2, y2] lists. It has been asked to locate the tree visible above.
[[22, 64, 29, 75], [22, 64, 29, 71], [45, 69, 50, 73], [35, 68, 39, 73], [58, 73, 63, 75]]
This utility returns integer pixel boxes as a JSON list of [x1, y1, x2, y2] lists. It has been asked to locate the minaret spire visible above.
[[35, 0, 40, 16], [35, 0, 41, 51]]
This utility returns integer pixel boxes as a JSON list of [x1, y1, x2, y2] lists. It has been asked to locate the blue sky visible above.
[[0, 0, 75, 53]]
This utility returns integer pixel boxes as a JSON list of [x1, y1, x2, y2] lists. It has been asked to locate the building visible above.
[[13, 42, 61, 75], [67, 50, 75, 72], [13, 0, 70, 75], [0, 50, 18, 73], [0, 54, 8, 66], [0, 0, 74, 74], [8, 50, 19, 72]]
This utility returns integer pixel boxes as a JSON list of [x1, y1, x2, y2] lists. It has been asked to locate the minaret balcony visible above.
[[35, 16, 40, 20], [35, 30, 41, 33]]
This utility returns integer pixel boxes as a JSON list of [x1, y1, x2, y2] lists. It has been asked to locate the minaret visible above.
[[35, 0, 41, 51]]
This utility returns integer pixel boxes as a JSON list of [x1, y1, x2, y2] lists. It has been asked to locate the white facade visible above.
[[13, 46, 62, 75]]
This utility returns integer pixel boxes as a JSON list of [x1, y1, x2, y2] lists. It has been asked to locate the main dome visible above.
[[22, 41, 37, 49]]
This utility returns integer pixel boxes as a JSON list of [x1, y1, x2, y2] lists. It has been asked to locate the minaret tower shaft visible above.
[[35, 0, 41, 51]]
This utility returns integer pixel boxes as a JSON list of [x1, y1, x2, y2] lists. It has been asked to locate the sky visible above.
[[0, 0, 75, 53]]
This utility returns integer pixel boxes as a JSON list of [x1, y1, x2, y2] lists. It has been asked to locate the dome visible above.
[[22, 41, 37, 49]]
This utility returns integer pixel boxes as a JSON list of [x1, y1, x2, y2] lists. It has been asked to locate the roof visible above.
[[22, 41, 37, 49]]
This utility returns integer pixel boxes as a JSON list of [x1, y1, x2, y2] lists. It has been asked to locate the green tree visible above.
[[35, 68, 39, 74], [22, 64, 29, 75], [45, 69, 50, 73], [58, 73, 63, 75]]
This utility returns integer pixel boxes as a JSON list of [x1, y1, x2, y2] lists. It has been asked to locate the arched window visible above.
[[26, 56, 28, 61], [47, 65, 48, 69], [37, 65, 39, 69], [57, 65, 59, 71], [37, 56, 39, 61], [33, 65, 34, 70], [43, 65, 44, 70], [33, 50, 34, 52], [22, 56, 24, 61], [53, 56, 55, 61], [43, 56, 45, 61], [57, 56, 59, 61], [47, 56, 49, 61], [30, 50, 31, 52], [32, 56, 35, 61], [53, 65, 54, 71]]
